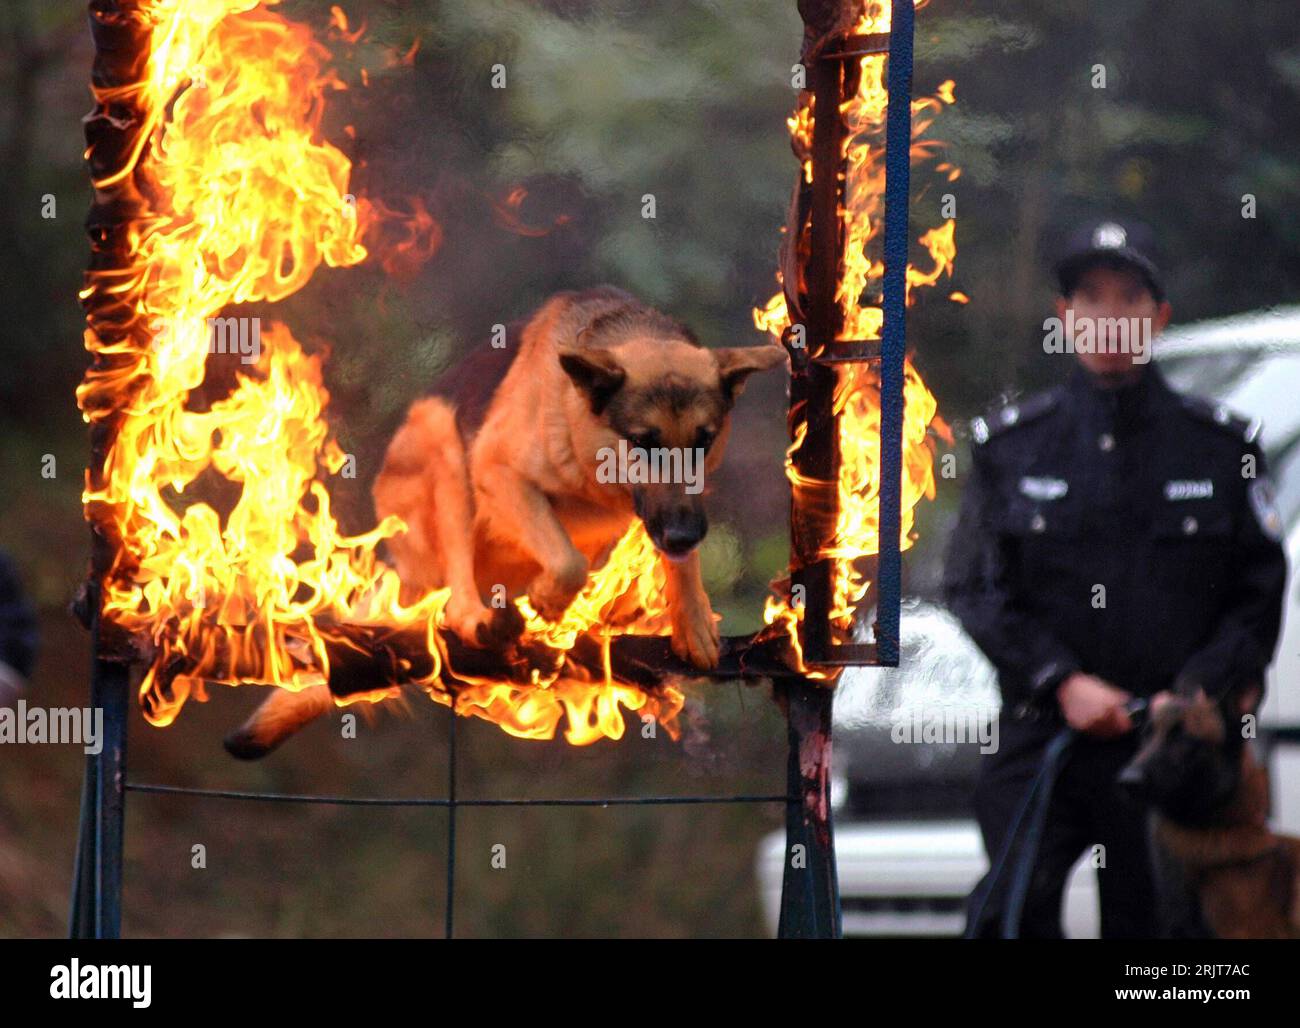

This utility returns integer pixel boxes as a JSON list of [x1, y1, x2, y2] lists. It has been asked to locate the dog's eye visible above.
[[695, 427, 717, 450], [627, 430, 658, 451]]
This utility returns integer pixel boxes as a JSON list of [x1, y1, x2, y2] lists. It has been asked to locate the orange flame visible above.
[[755, 0, 953, 662], [367, 195, 443, 280], [79, 0, 682, 744], [489, 186, 572, 238]]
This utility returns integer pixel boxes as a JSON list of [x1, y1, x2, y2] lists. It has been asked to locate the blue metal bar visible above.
[[875, 0, 915, 668]]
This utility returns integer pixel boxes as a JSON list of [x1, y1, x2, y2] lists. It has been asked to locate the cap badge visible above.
[[1092, 222, 1128, 249]]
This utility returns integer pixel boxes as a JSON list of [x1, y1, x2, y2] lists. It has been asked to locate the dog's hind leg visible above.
[[374, 398, 518, 646], [224, 684, 335, 760]]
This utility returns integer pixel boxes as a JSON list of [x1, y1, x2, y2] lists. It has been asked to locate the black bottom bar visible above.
[[777, 679, 842, 938]]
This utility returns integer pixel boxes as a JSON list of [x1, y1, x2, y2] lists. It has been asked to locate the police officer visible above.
[[943, 219, 1288, 938]]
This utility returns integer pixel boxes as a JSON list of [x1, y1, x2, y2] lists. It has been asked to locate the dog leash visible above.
[[964, 696, 1149, 939]]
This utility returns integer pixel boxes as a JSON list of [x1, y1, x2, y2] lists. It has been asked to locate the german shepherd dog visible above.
[[1118, 686, 1300, 938], [226, 286, 786, 757]]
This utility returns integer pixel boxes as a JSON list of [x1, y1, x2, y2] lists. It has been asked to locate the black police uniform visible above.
[[942, 361, 1288, 937]]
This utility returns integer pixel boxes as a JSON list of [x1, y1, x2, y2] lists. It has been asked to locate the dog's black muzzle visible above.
[[636, 495, 707, 559]]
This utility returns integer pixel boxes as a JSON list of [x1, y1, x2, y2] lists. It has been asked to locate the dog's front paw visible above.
[[477, 602, 526, 647], [443, 596, 522, 649], [528, 555, 589, 622], [671, 599, 721, 670]]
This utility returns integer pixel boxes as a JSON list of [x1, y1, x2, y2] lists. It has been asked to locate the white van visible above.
[[756, 306, 1300, 937]]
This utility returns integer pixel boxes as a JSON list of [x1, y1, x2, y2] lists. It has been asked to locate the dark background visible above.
[[1, 0, 1297, 936]]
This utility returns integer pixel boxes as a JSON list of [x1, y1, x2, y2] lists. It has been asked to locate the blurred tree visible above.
[[916, 0, 1300, 413]]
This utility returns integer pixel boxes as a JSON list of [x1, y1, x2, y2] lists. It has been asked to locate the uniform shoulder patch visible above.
[[1249, 478, 1285, 542], [1177, 393, 1262, 444], [970, 388, 1062, 446]]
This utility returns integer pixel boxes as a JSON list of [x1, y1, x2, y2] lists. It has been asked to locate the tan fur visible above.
[[377, 289, 784, 666], [369, 396, 498, 642]]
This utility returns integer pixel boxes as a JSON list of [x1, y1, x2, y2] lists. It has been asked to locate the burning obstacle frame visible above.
[[70, 0, 921, 939]]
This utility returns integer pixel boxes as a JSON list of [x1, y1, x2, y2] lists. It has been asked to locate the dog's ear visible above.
[[1183, 692, 1227, 745], [558, 345, 626, 415], [1172, 672, 1205, 699], [1233, 682, 1263, 718], [713, 345, 788, 401]]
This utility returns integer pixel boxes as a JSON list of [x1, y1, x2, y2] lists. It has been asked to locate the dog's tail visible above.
[[224, 684, 335, 760]]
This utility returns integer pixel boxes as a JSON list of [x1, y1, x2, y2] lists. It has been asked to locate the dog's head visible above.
[[1117, 687, 1253, 827], [558, 306, 786, 560]]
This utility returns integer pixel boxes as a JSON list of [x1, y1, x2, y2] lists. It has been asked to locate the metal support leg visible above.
[[70, 607, 129, 939], [777, 679, 841, 938]]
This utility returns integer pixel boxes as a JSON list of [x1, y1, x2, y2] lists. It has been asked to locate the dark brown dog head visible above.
[[1117, 687, 1253, 827], [558, 304, 786, 559]]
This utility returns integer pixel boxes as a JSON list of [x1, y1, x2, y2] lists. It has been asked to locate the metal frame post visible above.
[[777, 680, 841, 938], [876, 0, 914, 667], [72, 0, 153, 939], [70, 583, 129, 939], [777, 0, 915, 936]]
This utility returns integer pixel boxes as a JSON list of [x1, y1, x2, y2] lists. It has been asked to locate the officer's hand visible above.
[[1056, 673, 1134, 737]]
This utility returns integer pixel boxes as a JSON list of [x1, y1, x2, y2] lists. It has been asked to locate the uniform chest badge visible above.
[[1018, 476, 1068, 501], [1163, 479, 1214, 501], [1249, 478, 1284, 542]]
